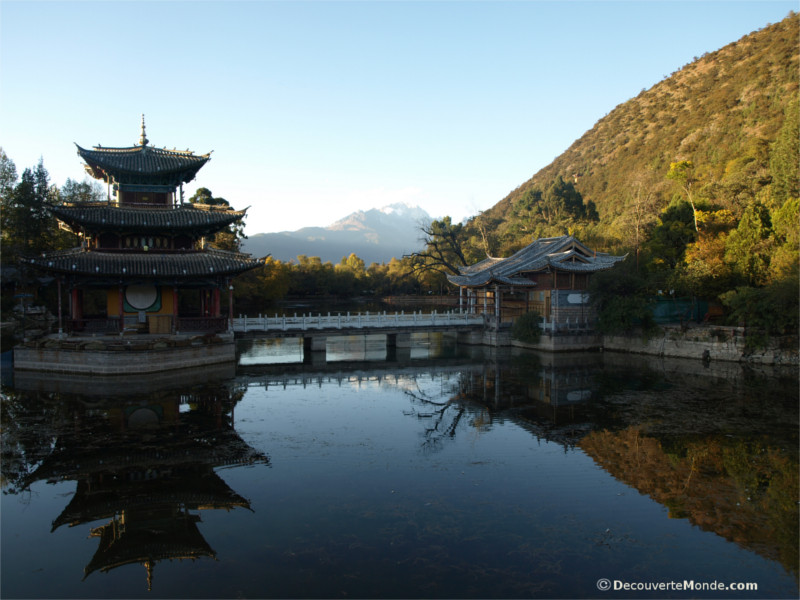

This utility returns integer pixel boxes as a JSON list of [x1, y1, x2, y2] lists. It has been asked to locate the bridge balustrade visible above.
[[232, 310, 484, 333]]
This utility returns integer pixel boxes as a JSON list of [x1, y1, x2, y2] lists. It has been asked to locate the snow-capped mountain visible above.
[[242, 203, 432, 265]]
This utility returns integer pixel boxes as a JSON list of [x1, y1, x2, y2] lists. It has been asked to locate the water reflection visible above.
[[2, 341, 797, 598], [2, 377, 268, 591], [440, 351, 799, 577], [237, 331, 463, 366]]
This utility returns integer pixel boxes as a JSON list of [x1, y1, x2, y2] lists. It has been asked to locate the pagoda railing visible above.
[[68, 317, 122, 334], [176, 317, 228, 333], [66, 316, 228, 335]]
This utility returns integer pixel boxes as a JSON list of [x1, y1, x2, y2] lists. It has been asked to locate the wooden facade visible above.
[[25, 118, 261, 335], [448, 236, 625, 325]]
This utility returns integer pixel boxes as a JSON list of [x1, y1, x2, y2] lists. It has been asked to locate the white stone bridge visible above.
[[231, 310, 485, 364]]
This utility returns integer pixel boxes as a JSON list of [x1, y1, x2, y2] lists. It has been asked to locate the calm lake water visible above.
[[1, 334, 797, 599]]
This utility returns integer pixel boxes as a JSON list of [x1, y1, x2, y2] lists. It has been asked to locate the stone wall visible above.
[[603, 326, 798, 366], [511, 332, 604, 353], [13, 334, 236, 374], [465, 323, 797, 366]]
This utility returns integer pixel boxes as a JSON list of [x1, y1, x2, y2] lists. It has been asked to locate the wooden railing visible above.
[[177, 317, 228, 333], [69, 318, 121, 334], [68, 316, 227, 334]]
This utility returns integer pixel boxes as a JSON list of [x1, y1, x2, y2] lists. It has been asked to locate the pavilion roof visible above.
[[76, 143, 211, 186], [53, 471, 253, 531], [447, 235, 625, 287], [84, 516, 215, 581], [23, 424, 269, 494], [25, 247, 262, 280], [48, 203, 247, 235]]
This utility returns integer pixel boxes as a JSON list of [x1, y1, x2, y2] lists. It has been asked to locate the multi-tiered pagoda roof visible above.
[[20, 117, 262, 342]]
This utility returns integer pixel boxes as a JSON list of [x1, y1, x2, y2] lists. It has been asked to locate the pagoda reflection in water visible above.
[[12, 378, 269, 591]]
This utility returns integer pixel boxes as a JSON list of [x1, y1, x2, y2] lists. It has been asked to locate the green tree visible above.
[[666, 160, 700, 232], [724, 202, 773, 286], [0, 147, 17, 200], [405, 217, 471, 277], [233, 256, 288, 312], [511, 311, 542, 343], [617, 170, 663, 269], [188, 187, 229, 206], [337, 253, 366, 278], [721, 277, 799, 344], [1, 159, 59, 262], [188, 187, 246, 252], [59, 177, 105, 203], [589, 257, 658, 335], [769, 96, 799, 206], [645, 200, 697, 274], [508, 177, 598, 240], [768, 197, 800, 281]]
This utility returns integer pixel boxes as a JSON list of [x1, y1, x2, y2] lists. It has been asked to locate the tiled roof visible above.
[[76, 143, 210, 185], [25, 247, 262, 279], [49, 204, 247, 234], [447, 235, 625, 287]]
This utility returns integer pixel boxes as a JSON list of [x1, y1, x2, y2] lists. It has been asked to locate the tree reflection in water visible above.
[[397, 350, 798, 579]]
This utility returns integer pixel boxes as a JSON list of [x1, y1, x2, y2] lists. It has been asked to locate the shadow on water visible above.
[[2, 338, 797, 598]]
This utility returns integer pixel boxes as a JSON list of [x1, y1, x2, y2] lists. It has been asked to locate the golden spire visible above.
[[139, 114, 149, 146]]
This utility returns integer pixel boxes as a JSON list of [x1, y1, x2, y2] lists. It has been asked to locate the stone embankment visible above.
[[603, 325, 798, 366], [13, 333, 235, 374], [508, 324, 797, 366]]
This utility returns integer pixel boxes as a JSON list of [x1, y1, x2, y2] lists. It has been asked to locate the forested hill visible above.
[[480, 12, 798, 252]]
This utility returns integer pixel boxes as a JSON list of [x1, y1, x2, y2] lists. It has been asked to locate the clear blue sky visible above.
[[1, 0, 795, 235]]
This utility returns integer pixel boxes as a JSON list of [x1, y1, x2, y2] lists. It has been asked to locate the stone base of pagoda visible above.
[[13, 333, 236, 375]]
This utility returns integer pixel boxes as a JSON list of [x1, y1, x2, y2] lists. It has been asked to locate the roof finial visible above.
[[138, 114, 149, 146]]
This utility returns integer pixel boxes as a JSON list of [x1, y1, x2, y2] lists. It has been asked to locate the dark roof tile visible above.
[[26, 248, 261, 279], [49, 204, 247, 234]]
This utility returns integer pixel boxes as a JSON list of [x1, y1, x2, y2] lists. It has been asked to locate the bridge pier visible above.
[[386, 332, 412, 363], [386, 332, 412, 348], [457, 329, 483, 345], [303, 336, 327, 365]]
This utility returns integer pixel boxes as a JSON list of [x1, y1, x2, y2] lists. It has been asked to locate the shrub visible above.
[[511, 311, 542, 343]]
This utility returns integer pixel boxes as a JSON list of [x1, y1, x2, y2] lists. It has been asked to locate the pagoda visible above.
[[25, 117, 260, 338]]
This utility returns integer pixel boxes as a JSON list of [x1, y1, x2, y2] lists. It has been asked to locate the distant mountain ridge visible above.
[[242, 203, 431, 264]]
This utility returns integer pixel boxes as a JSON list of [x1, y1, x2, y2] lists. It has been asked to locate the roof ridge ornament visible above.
[[138, 114, 149, 146]]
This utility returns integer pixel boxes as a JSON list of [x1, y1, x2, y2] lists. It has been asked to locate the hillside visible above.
[[242, 203, 430, 265], [481, 13, 799, 252]]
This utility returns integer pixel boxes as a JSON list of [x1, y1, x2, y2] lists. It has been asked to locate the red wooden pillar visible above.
[[71, 289, 82, 321], [118, 285, 125, 332], [173, 286, 179, 332], [228, 282, 234, 331], [213, 288, 221, 317], [57, 278, 63, 335]]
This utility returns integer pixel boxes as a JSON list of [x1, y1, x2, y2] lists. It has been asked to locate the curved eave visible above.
[[446, 274, 537, 287], [24, 248, 262, 279], [547, 254, 628, 272], [47, 204, 247, 235], [76, 144, 211, 184]]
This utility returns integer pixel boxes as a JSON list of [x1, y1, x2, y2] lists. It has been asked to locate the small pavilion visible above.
[[447, 235, 625, 326]]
